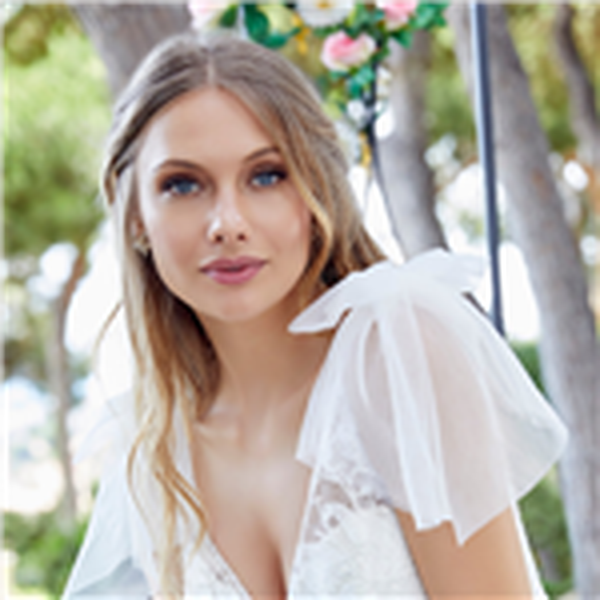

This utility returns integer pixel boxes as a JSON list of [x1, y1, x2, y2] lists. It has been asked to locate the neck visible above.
[[200, 299, 330, 417]]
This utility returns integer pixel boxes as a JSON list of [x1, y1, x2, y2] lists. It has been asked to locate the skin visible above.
[[135, 87, 534, 599], [396, 508, 533, 599]]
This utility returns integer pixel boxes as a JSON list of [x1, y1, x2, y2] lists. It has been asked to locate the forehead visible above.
[[136, 87, 275, 169]]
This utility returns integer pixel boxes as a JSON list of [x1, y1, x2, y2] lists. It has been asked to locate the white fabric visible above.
[[63, 249, 568, 598]]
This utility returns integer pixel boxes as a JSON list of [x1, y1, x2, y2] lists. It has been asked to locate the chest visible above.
[[191, 435, 311, 596], [182, 457, 425, 599]]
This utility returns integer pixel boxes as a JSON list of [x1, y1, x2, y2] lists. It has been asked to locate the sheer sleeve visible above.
[[63, 394, 152, 598], [290, 249, 568, 545]]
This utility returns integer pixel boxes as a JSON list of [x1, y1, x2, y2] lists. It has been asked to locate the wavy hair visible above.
[[101, 32, 385, 592]]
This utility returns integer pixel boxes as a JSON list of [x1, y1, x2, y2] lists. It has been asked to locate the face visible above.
[[135, 87, 312, 326]]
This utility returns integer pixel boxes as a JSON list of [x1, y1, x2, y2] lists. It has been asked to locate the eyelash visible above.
[[158, 165, 287, 198], [160, 174, 201, 197], [250, 166, 287, 188]]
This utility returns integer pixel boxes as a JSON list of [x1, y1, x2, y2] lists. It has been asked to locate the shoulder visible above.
[[291, 249, 568, 544]]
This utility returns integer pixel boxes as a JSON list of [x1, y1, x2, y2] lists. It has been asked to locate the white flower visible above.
[[296, 0, 353, 28], [347, 100, 367, 125]]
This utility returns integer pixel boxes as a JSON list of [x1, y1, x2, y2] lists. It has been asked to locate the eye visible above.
[[250, 166, 287, 188], [160, 174, 201, 197]]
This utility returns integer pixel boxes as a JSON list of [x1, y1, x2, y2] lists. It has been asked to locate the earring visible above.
[[133, 233, 151, 257]]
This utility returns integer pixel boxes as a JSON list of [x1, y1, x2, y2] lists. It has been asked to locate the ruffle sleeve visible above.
[[63, 393, 152, 598], [289, 249, 568, 545]]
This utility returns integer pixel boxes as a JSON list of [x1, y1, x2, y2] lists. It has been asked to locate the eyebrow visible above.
[[152, 146, 281, 173], [244, 146, 280, 162]]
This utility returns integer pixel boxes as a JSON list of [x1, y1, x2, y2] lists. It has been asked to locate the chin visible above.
[[196, 290, 302, 327]]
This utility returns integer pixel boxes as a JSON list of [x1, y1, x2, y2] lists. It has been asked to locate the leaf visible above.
[[242, 0, 258, 14], [219, 5, 238, 28], [354, 64, 375, 87], [244, 4, 270, 42], [348, 77, 364, 99], [411, 4, 438, 29], [329, 70, 347, 82], [431, 11, 448, 28], [391, 28, 414, 47], [326, 87, 347, 108], [420, 0, 450, 12], [347, 4, 378, 36], [346, 65, 375, 99], [373, 45, 390, 64], [263, 31, 292, 49]]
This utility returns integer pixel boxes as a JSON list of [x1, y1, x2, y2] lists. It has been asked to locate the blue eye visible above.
[[251, 168, 287, 188], [161, 175, 200, 197]]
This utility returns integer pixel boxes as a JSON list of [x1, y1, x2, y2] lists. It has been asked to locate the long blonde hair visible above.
[[102, 32, 385, 592]]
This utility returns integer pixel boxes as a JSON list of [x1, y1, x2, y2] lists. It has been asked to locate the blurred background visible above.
[[3, 3, 599, 598]]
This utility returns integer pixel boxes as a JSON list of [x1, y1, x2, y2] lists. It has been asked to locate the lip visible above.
[[200, 256, 266, 285]]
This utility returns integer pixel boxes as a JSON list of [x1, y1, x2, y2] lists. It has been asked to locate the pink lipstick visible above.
[[200, 256, 266, 285]]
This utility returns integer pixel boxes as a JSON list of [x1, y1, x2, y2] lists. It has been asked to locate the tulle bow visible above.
[[289, 249, 568, 544]]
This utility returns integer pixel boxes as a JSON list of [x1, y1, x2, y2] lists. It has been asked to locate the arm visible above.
[[396, 507, 534, 599]]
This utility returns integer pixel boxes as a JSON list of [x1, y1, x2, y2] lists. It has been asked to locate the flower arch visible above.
[[188, 1, 447, 128]]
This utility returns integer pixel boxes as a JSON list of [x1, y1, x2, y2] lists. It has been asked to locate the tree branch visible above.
[[554, 3, 600, 172]]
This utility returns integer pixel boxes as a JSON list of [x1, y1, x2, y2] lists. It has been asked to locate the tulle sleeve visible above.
[[63, 393, 152, 598], [289, 249, 568, 545]]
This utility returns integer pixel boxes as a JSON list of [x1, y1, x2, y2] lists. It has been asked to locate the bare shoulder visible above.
[[395, 507, 535, 599]]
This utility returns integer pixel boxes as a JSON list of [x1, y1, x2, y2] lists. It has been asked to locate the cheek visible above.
[[145, 214, 202, 276], [275, 203, 312, 259]]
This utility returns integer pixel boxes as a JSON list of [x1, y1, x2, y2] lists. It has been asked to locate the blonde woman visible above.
[[65, 33, 567, 599]]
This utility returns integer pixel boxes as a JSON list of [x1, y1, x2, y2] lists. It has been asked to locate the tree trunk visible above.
[[47, 249, 87, 529], [379, 31, 448, 257], [72, 4, 190, 98], [554, 4, 600, 175], [448, 6, 600, 596]]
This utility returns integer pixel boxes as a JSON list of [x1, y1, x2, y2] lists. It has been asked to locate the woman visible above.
[[65, 33, 567, 598]]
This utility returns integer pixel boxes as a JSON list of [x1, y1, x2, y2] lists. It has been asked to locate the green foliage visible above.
[[413, 3, 447, 30], [507, 5, 575, 154], [212, 2, 448, 126], [427, 5, 597, 165], [4, 510, 89, 598], [218, 4, 238, 28], [520, 476, 573, 598], [507, 5, 599, 156], [3, 5, 80, 66], [426, 28, 476, 160], [242, 4, 299, 49], [511, 340, 572, 597], [511, 340, 545, 394], [316, 3, 448, 112], [4, 16, 110, 259], [3, 295, 49, 382]]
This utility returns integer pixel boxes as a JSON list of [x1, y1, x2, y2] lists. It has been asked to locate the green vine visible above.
[[191, 2, 447, 125]]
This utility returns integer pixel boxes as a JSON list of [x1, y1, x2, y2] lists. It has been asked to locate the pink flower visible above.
[[377, 0, 418, 30], [321, 31, 377, 72], [188, 0, 230, 30]]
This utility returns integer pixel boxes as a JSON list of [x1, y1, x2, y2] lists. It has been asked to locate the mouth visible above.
[[200, 257, 266, 285]]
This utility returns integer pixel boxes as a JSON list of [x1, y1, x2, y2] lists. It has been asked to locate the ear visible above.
[[130, 210, 147, 240]]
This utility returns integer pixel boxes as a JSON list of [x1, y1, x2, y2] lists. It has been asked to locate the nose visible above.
[[206, 189, 249, 244]]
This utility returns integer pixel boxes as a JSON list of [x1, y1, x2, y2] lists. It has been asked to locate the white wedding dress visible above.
[[64, 250, 568, 598]]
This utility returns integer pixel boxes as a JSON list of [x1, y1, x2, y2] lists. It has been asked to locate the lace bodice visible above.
[[64, 250, 567, 598], [185, 422, 426, 597]]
